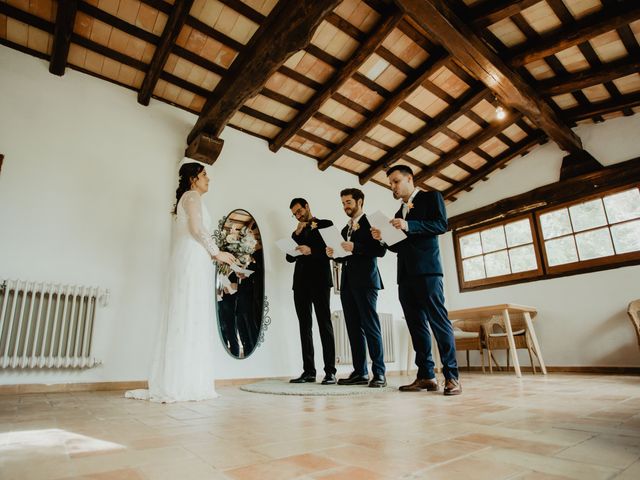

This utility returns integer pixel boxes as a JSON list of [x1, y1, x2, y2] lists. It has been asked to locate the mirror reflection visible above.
[[214, 209, 264, 358]]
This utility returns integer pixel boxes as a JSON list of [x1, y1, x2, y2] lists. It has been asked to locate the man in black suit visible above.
[[327, 188, 387, 388], [286, 198, 337, 385], [371, 165, 461, 395]]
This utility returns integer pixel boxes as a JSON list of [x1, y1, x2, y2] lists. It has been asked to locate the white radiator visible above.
[[332, 311, 395, 364], [0, 279, 109, 369]]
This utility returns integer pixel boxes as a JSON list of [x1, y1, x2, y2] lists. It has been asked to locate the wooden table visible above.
[[447, 304, 547, 378]]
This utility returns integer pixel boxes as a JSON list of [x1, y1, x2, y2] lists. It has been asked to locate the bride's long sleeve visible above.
[[182, 191, 220, 257]]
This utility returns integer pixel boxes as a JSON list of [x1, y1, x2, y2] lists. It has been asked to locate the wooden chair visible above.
[[482, 314, 539, 374], [452, 319, 485, 373], [628, 300, 640, 348]]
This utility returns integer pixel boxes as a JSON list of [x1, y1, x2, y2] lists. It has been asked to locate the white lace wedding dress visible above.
[[126, 190, 220, 402]]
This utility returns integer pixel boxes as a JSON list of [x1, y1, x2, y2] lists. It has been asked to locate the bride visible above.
[[126, 161, 236, 402]]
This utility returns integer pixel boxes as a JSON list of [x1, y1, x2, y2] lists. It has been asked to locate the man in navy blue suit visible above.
[[371, 165, 461, 395], [326, 188, 387, 388], [286, 198, 337, 385]]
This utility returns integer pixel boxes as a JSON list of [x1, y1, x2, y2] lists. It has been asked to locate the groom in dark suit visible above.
[[326, 188, 387, 388], [286, 198, 337, 385], [371, 165, 461, 395]]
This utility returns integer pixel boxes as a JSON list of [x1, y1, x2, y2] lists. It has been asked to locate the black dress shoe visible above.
[[368, 375, 387, 388], [321, 373, 337, 385], [289, 373, 316, 384], [337, 372, 369, 385]]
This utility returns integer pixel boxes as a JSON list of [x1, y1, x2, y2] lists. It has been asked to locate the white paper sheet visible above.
[[319, 226, 352, 258], [367, 210, 407, 246], [230, 263, 254, 277], [218, 274, 237, 294], [276, 237, 301, 257]]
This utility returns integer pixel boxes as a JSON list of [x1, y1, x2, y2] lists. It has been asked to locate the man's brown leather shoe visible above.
[[399, 378, 439, 392], [444, 378, 462, 396]]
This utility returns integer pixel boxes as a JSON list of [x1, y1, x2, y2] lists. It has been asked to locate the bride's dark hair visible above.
[[173, 162, 205, 214]]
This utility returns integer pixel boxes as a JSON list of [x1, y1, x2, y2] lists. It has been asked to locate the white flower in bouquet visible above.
[[213, 218, 258, 271]]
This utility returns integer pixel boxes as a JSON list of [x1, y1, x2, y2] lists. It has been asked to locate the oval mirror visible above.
[[214, 209, 265, 358]]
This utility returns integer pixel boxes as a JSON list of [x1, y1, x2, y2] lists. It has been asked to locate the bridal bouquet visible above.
[[213, 218, 258, 276]]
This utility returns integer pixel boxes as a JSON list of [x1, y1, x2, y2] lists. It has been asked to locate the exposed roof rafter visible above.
[[186, 0, 342, 158], [268, 9, 405, 153], [510, 3, 640, 67], [414, 112, 523, 183], [49, 0, 78, 76], [394, 0, 584, 155], [317, 49, 450, 171], [444, 132, 546, 200], [138, 0, 195, 106], [359, 85, 489, 184]]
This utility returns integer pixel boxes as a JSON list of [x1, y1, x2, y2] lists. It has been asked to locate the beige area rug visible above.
[[239, 379, 396, 396]]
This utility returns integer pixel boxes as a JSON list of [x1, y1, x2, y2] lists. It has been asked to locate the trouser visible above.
[[399, 275, 458, 380], [293, 286, 336, 376], [340, 282, 385, 377]]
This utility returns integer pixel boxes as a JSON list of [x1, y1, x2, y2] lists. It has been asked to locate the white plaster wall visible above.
[[442, 115, 640, 368], [0, 47, 408, 385], [1, 45, 639, 388]]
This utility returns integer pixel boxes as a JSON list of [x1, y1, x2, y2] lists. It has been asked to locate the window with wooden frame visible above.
[[536, 186, 640, 274], [454, 215, 543, 289], [453, 185, 640, 290]]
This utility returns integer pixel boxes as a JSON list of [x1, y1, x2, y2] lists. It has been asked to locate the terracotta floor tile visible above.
[[1, 374, 639, 480]]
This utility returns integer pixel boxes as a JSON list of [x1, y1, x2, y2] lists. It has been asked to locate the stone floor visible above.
[[1, 373, 639, 479]]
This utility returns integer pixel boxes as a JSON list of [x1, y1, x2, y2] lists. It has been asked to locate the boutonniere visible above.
[[310, 221, 318, 230], [351, 222, 360, 231], [406, 202, 414, 211]]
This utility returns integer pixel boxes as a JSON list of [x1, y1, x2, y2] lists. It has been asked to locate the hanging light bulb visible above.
[[495, 105, 507, 120]]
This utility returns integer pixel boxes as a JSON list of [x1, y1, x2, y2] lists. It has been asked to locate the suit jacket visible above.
[[286, 218, 333, 290], [387, 190, 447, 283], [334, 214, 385, 290]]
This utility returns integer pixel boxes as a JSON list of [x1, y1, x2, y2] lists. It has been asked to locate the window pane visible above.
[[509, 244, 538, 273], [481, 226, 506, 253], [611, 220, 640, 254], [575, 227, 614, 260], [485, 251, 510, 277], [463, 257, 485, 281], [569, 199, 607, 232], [459, 232, 482, 258], [604, 189, 640, 223], [540, 208, 572, 239], [505, 219, 533, 247], [545, 236, 578, 266]]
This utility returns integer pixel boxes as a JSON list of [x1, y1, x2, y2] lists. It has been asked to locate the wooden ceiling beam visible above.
[[218, 0, 266, 24], [394, 0, 584, 155], [470, 0, 541, 28], [443, 132, 546, 200], [0, 2, 53, 32], [563, 91, 640, 122], [49, 0, 78, 76], [317, 50, 449, 171], [510, 3, 640, 67], [359, 85, 488, 184], [414, 113, 523, 183], [269, 10, 404, 153], [448, 156, 640, 231], [538, 57, 640, 96], [186, 0, 341, 159], [138, 0, 194, 106]]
